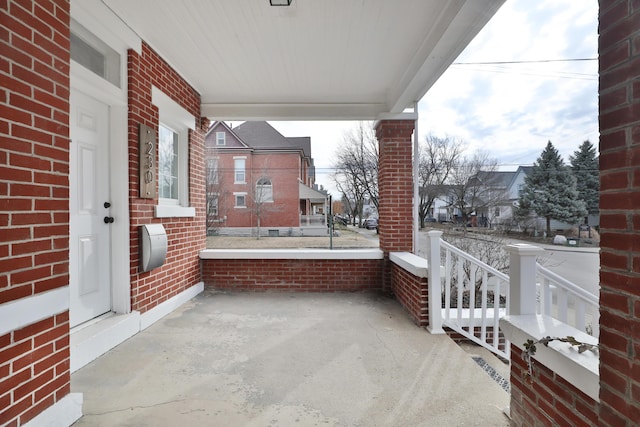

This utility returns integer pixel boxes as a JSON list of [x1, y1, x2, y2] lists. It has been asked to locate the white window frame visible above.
[[152, 86, 195, 218], [209, 192, 219, 216], [256, 177, 273, 203], [207, 157, 219, 185], [234, 192, 247, 208], [234, 157, 246, 184], [216, 131, 226, 146]]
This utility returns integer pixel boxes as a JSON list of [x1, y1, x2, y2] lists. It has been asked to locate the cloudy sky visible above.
[[266, 0, 599, 195]]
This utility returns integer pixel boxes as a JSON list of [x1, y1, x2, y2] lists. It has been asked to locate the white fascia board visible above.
[[71, 0, 142, 54], [388, 0, 506, 113], [200, 103, 388, 121]]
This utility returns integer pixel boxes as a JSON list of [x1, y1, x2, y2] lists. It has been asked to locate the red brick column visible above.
[[0, 1, 72, 424], [376, 119, 415, 291], [598, 1, 640, 425]]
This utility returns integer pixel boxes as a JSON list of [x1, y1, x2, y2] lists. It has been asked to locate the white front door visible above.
[[69, 89, 112, 328]]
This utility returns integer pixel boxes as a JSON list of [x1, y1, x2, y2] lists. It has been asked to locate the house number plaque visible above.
[[139, 123, 156, 199]]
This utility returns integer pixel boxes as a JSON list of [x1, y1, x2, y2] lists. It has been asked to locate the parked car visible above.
[[364, 218, 378, 230], [334, 215, 348, 226], [425, 217, 437, 223]]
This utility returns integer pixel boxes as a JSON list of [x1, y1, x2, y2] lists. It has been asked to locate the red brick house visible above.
[[205, 121, 327, 236], [2, 0, 638, 426]]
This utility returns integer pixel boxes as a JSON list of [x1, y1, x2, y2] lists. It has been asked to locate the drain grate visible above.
[[472, 356, 510, 393]]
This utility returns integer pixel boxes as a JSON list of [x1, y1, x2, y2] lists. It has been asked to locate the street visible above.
[[416, 231, 600, 297], [537, 246, 599, 296]]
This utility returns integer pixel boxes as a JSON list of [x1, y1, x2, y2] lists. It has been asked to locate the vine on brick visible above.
[[522, 336, 599, 378]]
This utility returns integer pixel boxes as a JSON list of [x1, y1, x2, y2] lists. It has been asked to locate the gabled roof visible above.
[[205, 121, 250, 149], [286, 137, 312, 159], [475, 171, 516, 188], [505, 166, 533, 191], [232, 121, 312, 157]]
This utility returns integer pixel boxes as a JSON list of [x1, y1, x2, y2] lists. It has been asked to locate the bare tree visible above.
[[417, 135, 463, 227], [251, 174, 278, 239], [332, 122, 378, 226], [447, 151, 501, 226], [205, 158, 226, 235]]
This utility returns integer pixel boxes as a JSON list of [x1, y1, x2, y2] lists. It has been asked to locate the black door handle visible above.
[[103, 216, 115, 224]]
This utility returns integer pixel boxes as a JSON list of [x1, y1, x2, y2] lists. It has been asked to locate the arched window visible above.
[[256, 177, 273, 203]]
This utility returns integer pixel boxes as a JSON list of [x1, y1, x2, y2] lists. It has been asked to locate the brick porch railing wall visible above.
[[202, 258, 383, 292], [376, 120, 415, 293], [127, 42, 207, 314], [390, 263, 428, 326], [509, 347, 599, 426], [597, 1, 640, 425], [0, 1, 73, 425]]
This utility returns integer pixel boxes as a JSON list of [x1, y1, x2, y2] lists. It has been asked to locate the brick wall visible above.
[[376, 120, 415, 292], [509, 345, 598, 426], [127, 43, 207, 314], [390, 263, 428, 326], [0, 1, 72, 425], [0, 313, 70, 426], [598, 1, 640, 425], [202, 258, 383, 292]]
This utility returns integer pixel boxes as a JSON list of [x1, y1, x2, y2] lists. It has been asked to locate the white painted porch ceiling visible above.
[[104, 0, 504, 120]]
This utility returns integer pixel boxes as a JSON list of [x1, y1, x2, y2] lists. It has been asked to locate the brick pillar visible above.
[[376, 119, 415, 292], [598, 1, 640, 425], [1, 1, 73, 425]]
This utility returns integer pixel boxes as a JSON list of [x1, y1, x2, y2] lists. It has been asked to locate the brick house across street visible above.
[[205, 121, 328, 236]]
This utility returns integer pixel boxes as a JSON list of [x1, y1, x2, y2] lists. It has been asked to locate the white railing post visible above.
[[504, 244, 545, 315], [427, 230, 445, 334]]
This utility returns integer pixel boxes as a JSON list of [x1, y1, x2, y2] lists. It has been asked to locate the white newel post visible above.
[[427, 230, 444, 334], [504, 244, 544, 315]]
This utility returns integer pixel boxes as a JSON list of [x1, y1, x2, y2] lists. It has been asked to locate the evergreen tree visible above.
[[517, 141, 587, 235], [570, 140, 599, 218]]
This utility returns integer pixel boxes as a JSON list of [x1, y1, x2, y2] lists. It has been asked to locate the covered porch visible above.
[[3, 0, 640, 426]]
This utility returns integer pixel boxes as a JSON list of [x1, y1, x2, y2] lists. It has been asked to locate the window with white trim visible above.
[[152, 87, 195, 218], [159, 124, 179, 201], [70, 19, 121, 87], [209, 193, 219, 216], [207, 158, 219, 185], [234, 193, 247, 208], [234, 158, 246, 183], [256, 177, 273, 203], [216, 132, 226, 146]]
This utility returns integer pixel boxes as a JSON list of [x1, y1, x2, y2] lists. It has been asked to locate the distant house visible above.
[[205, 121, 328, 236], [463, 166, 595, 232]]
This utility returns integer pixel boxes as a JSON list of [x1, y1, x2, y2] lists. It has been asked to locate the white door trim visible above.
[[70, 60, 130, 317]]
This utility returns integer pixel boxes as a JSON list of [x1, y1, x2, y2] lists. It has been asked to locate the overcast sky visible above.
[[261, 0, 599, 195]]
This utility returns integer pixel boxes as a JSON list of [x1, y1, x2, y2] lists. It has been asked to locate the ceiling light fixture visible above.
[[269, 0, 292, 6]]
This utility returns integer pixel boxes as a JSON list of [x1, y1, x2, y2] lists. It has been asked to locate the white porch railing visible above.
[[536, 264, 600, 338], [426, 231, 600, 361], [300, 214, 326, 226], [427, 231, 510, 360]]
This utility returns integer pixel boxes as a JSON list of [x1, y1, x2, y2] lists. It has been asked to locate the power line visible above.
[[453, 58, 597, 65]]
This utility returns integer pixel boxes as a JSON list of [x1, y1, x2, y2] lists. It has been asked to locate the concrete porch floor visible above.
[[71, 290, 511, 426]]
